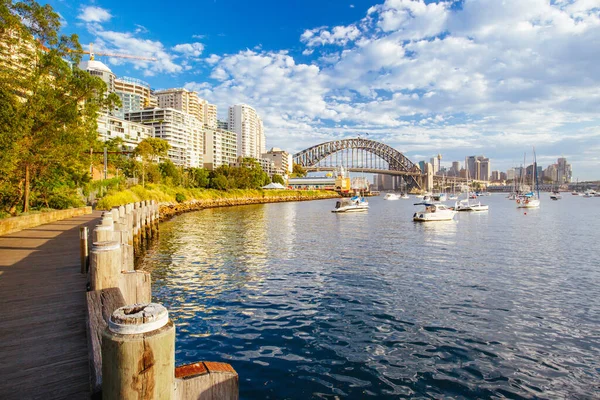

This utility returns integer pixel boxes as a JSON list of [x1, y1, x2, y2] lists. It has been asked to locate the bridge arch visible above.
[[293, 138, 421, 190]]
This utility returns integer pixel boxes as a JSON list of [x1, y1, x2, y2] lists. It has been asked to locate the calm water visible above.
[[140, 194, 600, 399]]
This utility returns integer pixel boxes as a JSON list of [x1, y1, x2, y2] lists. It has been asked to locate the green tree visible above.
[[0, 0, 119, 213], [133, 138, 169, 187], [271, 174, 285, 185], [188, 167, 210, 188], [292, 163, 307, 177], [159, 159, 182, 186]]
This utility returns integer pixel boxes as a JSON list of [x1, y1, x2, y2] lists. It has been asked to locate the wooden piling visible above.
[[90, 241, 122, 291], [80, 226, 89, 274], [93, 224, 113, 243], [119, 271, 152, 305], [102, 303, 175, 400]]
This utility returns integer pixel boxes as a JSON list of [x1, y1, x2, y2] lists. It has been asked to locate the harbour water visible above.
[[140, 194, 600, 399]]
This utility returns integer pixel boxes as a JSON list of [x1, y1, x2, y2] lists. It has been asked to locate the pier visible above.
[[0, 212, 101, 399]]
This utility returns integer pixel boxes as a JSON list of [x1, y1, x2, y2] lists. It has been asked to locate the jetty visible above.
[[0, 202, 238, 399], [0, 212, 101, 399]]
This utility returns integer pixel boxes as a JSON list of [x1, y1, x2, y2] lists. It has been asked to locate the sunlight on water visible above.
[[140, 195, 600, 399]]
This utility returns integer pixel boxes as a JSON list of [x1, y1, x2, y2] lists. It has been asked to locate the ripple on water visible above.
[[141, 197, 600, 399]]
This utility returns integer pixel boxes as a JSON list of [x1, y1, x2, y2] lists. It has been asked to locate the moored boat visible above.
[[332, 196, 369, 213], [383, 193, 400, 201], [413, 202, 457, 222]]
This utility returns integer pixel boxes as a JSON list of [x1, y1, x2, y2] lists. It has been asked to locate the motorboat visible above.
[[400, 193, 410, 199], [383, 193, 400, 201], [432, 193, 448, 202], [455, 198, 489, 212], [332, 196, 369, 213], [550, 192, 561, 200], [413, 202, 457, 222]]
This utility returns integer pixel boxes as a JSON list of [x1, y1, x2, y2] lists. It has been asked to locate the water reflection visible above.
[[141, 195, 600, 399]]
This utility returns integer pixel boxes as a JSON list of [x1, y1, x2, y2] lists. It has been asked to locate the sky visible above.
[[47, 0, 600, 180]]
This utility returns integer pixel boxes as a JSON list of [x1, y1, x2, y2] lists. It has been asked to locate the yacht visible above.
[[400, 193, 410, 199], [550, 192, 561, 200], [516, 192, 540, 208], [413, 202, 457, 222], [332, 196, 369, 213], [455, 198, 489, 212], [383, 193, 400, 201]]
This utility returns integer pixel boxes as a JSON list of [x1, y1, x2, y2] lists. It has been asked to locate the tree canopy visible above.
[[0, 0, 118, 213]]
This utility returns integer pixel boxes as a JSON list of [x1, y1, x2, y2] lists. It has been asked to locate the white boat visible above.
[[432, 193, 447, 202], [332, 196, 369, 213], [383, 193, 400, 201], [400, 193, 410, 199], [550, 192, 561, 200], [583, 190, 597, 198], [448, 194, 458, 200], [413, 202, 457, 222], [455, 198, 489, 212], [516, 148, 541, 209]]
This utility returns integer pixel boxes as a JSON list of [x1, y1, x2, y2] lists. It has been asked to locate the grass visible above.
[[95, 184, 338, 210]]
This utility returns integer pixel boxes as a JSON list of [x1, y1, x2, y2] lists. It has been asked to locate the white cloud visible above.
[[172, 42, 205, 58], [77, 6, 112, 23], [301, 24, 362, 47]]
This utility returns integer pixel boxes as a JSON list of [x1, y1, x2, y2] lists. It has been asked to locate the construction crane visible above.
[[71, 43, 157, 61]]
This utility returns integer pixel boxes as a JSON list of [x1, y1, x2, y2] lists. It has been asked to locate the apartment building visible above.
[[126, 108, 203, 168], [203, 126, 237, 170], [203, 100, 218, 128], [114, 76, 156, 118], [228, 104, 265, 159], [262, 147, 293, 176], [155, 88, 203, 122], [97, 114, 153, 150]]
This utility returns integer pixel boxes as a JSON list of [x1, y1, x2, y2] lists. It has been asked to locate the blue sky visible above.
[[48, 0, 600, 180]]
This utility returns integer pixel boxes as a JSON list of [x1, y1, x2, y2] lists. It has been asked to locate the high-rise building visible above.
[[203, 126, 237, 170], [155, 88, 203, 123], [217, 120, 229, 130], [202, 100, 218, 128], [450, 161, 460, 176], [262, 147, 293, 176], [491, 170, 500, 181], [544, 164, 558, 182], [479, 158, 491, 181], [557, 157, 572, 183], [228, 104, 265, 159], [507, 168, 515, 180], [430, 154, 441, 174], [126, 108, 203, 168], [96, 114, 153, 150], [114, 77, 156, 118]]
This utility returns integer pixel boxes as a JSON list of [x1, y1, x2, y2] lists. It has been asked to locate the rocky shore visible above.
[[159, 191, 340, 221]]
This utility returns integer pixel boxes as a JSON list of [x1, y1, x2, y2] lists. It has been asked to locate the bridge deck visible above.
[[0, 212, 101, 399]]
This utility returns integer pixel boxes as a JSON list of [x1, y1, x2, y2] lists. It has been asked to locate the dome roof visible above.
[[78, 59, 113, 74]]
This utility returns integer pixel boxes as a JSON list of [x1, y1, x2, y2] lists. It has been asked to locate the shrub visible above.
[[175, 192, 186, 203]]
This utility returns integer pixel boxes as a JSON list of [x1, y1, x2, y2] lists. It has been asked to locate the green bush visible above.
[[175, 192, 186, 203]]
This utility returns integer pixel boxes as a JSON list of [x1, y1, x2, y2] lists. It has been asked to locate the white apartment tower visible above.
[[228, 104, 265, 159], [203, 127, 237, 170], [114, 76, 156, 118], [125, 108, 204, 168], [155, 88, 203, 123]]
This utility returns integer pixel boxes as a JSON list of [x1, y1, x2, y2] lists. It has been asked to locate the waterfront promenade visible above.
[[0, 212, 101, 399]]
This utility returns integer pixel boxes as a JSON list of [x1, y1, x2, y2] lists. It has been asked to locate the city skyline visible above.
[[46, 0, 600, 179]]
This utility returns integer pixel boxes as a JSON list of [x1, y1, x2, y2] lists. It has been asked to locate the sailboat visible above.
[[455, 169, 488, 211], [448, 178, 458, 200], [516, 148, 541, 208]]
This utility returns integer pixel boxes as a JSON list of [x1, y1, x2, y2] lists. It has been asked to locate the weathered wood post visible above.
[[102, 303, 175, 400], [93, 224, 114, 244], [90, 241, 122, 291], [80, 226, 89, 274], [101, 211, 114, 227], [132, 202, 140, 256]]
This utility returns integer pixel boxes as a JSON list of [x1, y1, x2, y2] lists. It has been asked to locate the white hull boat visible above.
[[517, 197, 540, 208], [413, 202, 457, 222], [332, 196, 369, 213], [455, 199, 489, 212], [400, 193, 410, 199], [384, 193, 400, 200]]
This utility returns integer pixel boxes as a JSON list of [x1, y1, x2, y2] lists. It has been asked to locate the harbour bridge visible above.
[[293, 138, 469, 191]]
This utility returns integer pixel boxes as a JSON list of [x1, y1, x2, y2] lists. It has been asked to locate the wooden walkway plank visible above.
[[0, 211, 101, 400]]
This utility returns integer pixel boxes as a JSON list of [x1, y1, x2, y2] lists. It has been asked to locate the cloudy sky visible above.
[[48, 0, 600, 179]]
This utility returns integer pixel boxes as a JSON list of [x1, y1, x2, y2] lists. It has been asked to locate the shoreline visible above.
[[158, 191, 340, 221]]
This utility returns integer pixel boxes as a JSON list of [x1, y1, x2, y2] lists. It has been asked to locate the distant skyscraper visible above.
[[228, 104, 265, 159], [557, 157, 572, 183], [430, 154, 442, 174]]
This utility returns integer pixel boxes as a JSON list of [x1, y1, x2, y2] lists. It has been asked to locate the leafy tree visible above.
[[159, 159, 182, 186], [271, 174, 285, 185], [188, 167, 210, 188], [292, 163, 307, 177], [133, 138, 169, 187], [0, 0, 119, 213]]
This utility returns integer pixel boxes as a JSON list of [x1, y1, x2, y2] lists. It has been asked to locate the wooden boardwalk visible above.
[[0, 212, 101, 399]]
